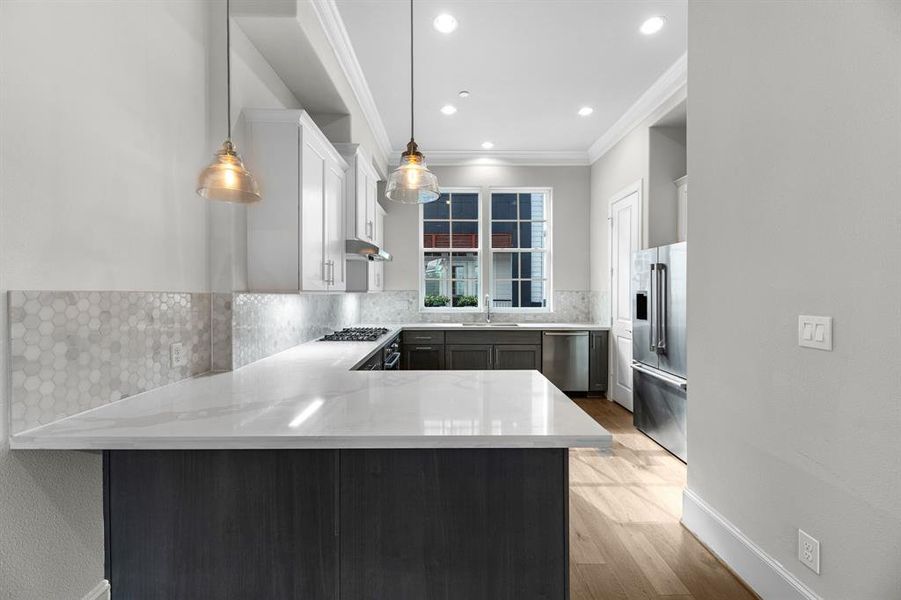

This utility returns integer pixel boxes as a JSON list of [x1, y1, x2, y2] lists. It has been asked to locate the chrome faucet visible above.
[[485, 294, 491, 323]]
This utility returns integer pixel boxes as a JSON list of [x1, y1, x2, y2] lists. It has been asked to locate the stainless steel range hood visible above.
[[345, 239, 392, 262]]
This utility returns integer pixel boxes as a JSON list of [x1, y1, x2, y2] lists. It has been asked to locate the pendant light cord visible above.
[[410, 0, 414, 141], [226, 0, 232, 141]]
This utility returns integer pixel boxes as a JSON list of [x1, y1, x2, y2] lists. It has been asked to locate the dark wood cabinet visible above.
[[402, 330, 445, 345], [105, 450, 338, 600], [402, 345, 445, 370], [589, 331, 609, 393], [493, 344, 541, 370], [446, 344, 493, 369], [339, 448, 568, 600], [105, 448, 568, 600]]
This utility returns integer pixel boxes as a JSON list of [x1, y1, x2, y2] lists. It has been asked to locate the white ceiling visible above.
[[335, 0, 687, 155]]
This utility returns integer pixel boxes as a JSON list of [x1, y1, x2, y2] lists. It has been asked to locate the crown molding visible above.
[[309, 0, 394, 161], [587, 52, 687, 164], [397, 150, 591, 167]]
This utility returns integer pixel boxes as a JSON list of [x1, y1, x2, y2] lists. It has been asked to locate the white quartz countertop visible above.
[[10, 324, 612, 451]]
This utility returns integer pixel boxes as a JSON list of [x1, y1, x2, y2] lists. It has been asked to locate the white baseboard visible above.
[[682, 489, 822, 600], [81, 580, 110, 600]]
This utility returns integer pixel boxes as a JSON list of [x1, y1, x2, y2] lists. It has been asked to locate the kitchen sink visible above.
[[460, 323, 519, 327]]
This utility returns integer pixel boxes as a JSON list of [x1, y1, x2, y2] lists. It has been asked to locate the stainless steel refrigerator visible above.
[[631, 241, 688, 462]]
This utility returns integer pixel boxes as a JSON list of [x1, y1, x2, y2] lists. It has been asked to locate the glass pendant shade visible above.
[[385, 140, 440, 204], [197, 140, 261, 204]]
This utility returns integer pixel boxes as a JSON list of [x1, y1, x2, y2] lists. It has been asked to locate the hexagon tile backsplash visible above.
[[9, 291, 211, 434]]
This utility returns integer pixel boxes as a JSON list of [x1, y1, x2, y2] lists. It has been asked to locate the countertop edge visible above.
[[10, 434, 613, 451]]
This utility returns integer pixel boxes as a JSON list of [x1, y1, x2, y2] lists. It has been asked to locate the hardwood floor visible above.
[[569, 398, 758, 600]]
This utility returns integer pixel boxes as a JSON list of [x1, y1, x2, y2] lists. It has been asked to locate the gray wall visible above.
[[0, 2, 301, 597], [648, 125, 686, 245], [383, 164, 591, 293], [688, 1, 901, 598], [587, 90, 686, 320]]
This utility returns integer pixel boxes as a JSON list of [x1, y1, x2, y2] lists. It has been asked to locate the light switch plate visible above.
[[798, 315, 832, 351]]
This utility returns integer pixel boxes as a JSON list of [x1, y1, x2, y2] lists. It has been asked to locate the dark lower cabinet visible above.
[[105, 449, 569, 600], [493, 344, 541, 370], [445, 344, 493, 369], [402, 345, 445, 370], [339, 448, 568, 600], [588, 331, 609, 393], [104, 450, 338, 600]]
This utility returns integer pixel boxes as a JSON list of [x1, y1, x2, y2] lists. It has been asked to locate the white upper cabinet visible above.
[[336, 144, 380, 244], [244, 109, 348, 292], [369, 204, 386, 291], [325, 160, 346, 291]]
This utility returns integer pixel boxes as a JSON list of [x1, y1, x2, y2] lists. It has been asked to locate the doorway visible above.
[[608, 181, 641, 411]]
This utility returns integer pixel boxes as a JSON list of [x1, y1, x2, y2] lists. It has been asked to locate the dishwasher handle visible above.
[[543, 331, 589, 337]]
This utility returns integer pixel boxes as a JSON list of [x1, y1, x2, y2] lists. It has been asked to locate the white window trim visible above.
[[488, 187, 554, 313], [419, 187, 483, 313]]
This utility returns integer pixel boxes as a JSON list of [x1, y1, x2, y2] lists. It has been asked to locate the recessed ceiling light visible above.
[[481, 141, 494, 150], [440, 104, 457, 115], [433, 14, 458, 34], [458, 90, 470, 98], [577, 107, 594, 117], [640, 16, 666, 35]]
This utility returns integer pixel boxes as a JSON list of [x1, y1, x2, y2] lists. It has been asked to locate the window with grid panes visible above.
[[421, 191, 480, 309], [490, 191, 549, 309]]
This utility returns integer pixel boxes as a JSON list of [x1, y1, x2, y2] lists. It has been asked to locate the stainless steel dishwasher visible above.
[[541, 331, 589, 391]]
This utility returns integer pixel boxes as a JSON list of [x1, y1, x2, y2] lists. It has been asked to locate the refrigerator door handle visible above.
[[631, 361, 687, 391], [657, 263, 667, 353], [649, 264, 657, 353]]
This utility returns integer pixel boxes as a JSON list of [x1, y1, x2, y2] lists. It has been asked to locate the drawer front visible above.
[[444, 330, 541, 345], [402, 346, 445, 370], [402, 330, 446, 345]]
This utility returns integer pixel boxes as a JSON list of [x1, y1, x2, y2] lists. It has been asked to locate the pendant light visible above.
[[197, 0, 261, 204], [385, 0, 440, 204]]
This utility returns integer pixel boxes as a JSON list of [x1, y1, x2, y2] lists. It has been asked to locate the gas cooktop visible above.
[[319, 327, 389, 342]]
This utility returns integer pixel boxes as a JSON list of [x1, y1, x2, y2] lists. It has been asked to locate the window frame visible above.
[[418, 187, 483, 313], [488, 187, 553, 313]]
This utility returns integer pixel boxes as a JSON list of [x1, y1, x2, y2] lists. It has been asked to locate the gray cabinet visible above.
[[494, 344, 541, 370], [402, 345, 445, 370], [589, 331, 609, 393], [446, 344, 493, 370], [105, 450, 339, 599], [399, 329, 603, 382], [440, 332, 541, 371]]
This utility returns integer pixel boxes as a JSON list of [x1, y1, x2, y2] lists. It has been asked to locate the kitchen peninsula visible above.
[[12, 327, 611, 600]]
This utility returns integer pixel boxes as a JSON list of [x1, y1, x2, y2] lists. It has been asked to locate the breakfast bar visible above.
[[11, 330, 611, 600]]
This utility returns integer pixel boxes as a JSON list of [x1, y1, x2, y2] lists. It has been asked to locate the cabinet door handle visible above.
[[414, 346, 433, 351]]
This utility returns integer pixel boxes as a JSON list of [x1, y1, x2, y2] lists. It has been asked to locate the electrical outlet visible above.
[[798, 529, 820, 574], [169, 342, 187, 368]]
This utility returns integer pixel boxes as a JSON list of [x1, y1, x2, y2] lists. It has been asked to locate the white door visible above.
[[609, 185, 641, 411]]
